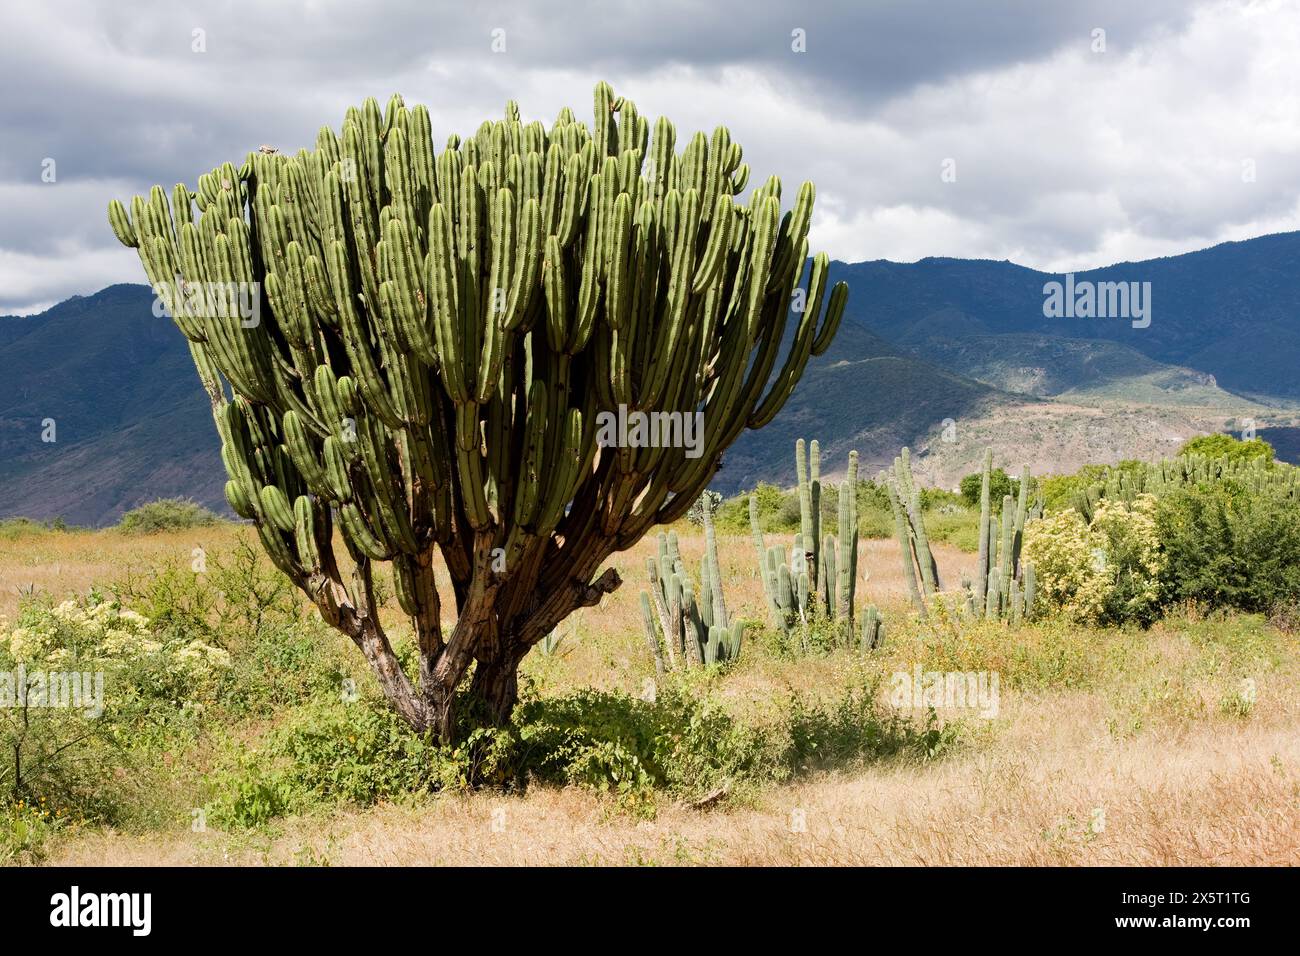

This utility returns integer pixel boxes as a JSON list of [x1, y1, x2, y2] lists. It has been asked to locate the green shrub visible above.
[[959, 467, 1015, 507], [923, 507, 980, 552], [516, 685, 771, 802], [1038, 462, 1143, 514], [715, 482, 791, 533], [0, 799, 81, 864], [0, 517, 80, 540], [857, 505, 895, 540], [1178, 433, 1274, 463], [1157, 482, 1300, 613], [117, 498, 222, 535], [0, 596, 231, 826], [207, 678, 959, 825], [112, 537, 354, 713]]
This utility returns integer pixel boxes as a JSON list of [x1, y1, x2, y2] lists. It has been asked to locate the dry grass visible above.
[[8, 523, 1299, 866], [47, 698, 1299, 866]]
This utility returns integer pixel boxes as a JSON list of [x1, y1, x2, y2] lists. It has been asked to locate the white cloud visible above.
[[0, 0, 1297, 312]]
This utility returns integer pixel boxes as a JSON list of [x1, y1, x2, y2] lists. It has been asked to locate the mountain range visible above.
[[3, 232, 1299, 525]]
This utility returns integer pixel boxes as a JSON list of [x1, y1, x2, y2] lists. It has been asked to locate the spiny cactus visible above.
[[888, 447, 938, 615], [860, 604, 884, 651], [1071, 451, 1295, 522], [641, 510, 743, 669], [969, 451, 1038, 623], [110, 82, 846, 740], [836, 450, 860, 644], [752, 440, 821, 638], [752, 440, 879, 650]]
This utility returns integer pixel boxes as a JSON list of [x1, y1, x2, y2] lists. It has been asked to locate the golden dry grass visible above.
[[7, 524, 1299, 866], [47, 698, 1300, 866]]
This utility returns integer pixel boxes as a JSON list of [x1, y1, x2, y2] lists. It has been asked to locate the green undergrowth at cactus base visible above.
[[205, 673, 958, 827]]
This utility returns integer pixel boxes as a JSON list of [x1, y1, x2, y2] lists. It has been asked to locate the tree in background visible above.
[[1177, 433, 1274, 464], [960, 466, 1015, 508]]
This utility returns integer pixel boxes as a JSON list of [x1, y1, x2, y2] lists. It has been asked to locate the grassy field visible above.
[[2, 523, 1297, 866]]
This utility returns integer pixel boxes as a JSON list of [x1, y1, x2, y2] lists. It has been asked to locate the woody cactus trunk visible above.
[[108, 83, 847, 741]]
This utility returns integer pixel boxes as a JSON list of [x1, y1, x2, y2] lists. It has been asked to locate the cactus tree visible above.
[[108, 83, 847, 741]]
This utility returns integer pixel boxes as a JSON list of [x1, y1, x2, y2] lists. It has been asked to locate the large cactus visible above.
[[109, 83, 846, 740]]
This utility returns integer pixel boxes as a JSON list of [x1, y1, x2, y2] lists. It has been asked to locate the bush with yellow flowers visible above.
[[1024, 495, 1165, 627]]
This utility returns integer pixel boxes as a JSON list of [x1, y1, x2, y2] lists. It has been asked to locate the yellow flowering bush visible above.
[[1025, 495, 1165, 626], [1, 596, 236, 831], [0, 597, 233, 715]]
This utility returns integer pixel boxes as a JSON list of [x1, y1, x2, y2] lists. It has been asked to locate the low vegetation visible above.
[[116, 499, 222, 535], [1, 433, 1297, 865]]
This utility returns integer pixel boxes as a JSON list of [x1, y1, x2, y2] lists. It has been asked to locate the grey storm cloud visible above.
[[1, 0, 1296, 313]]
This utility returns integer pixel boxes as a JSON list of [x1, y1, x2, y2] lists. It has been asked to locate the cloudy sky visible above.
[[2, 0, 1297, 314]]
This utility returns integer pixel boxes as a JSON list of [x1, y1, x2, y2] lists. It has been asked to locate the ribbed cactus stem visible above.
[[639, 592, 665, 677], [888, 480, 924, 614], [909, 485, 938, 597], [796, 438, 813, 586], [1013, 464, 1030, 576], [1000, 493, 1014, 602], [1024, 561, 1037, 620], [837, 450, 859, 643], [985, 570, 1000, 619], [702, 494, 727, 629], [976, 449, 992, 607]]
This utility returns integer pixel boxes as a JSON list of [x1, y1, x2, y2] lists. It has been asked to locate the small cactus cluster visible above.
[[640, 499, 743, 670], [750, 439, 883, 651], [1072, 452, 1295, 521], [965, 450, 1040, 623], [887, 448, 939, 615]]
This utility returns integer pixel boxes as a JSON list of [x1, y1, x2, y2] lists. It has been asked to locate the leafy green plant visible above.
[[0, 597, 231, 827], [960, 466, 1015, 507], [1157, 482, 1300, 613], [1178, 433, 1274, 463], [117, 498, 221, 535]]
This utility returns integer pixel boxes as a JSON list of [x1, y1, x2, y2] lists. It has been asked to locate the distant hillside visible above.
[[830, 232, 1300, 402], [6, 228, 1300, 524], [716, 319, 1010, 490], [0, 285, 225, 526]]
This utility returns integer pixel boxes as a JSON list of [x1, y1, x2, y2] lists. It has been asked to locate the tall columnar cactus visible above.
[[889, 447, 938, 614], [795, 438, 822, 595], [641, 512, 742, 669], [975, 448, 992, 609], [751, 491, 807, 640], [836, 450, 859, 644], [967, 449, 1038, 623], [1071, 450, 1295, 522], [753, 440, 878, 650], [110, 83, 846, 740], [754, 438, 824, 633]]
